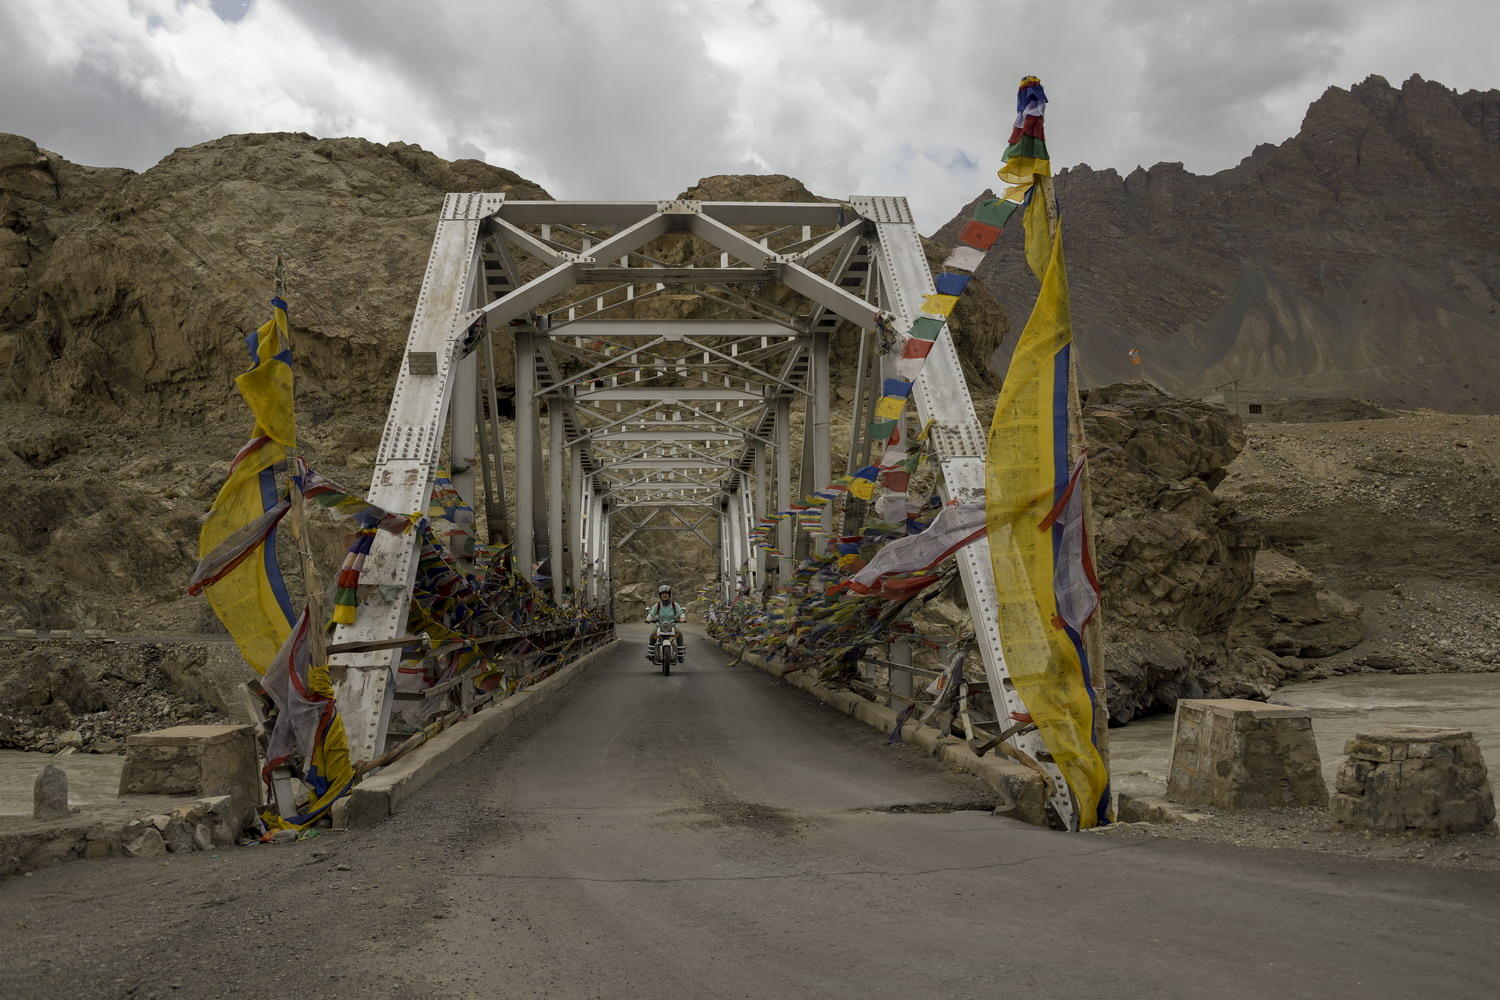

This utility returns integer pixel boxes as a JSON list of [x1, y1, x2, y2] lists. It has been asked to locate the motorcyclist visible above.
[[644, 584, 686, 661]]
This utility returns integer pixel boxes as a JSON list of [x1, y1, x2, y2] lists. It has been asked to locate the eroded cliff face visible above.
[[935, 75, 1500, 412]]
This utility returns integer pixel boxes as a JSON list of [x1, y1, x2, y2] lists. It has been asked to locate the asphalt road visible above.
[[2, 625, 1498, 999]]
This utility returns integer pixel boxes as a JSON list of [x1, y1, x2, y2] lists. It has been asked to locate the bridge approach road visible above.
[[1, 625, 1497, 998]]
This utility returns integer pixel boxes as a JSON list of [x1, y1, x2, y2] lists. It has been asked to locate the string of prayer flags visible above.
[[296, 463, 413, 533], [330, 525, 376, 625], [867, 77, 1052, 476]]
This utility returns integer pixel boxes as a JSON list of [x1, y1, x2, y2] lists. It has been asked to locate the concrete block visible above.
[[1331, 726, 1495, 835], [120, 724, 259, 831], [1167, 699, 1327, 809]]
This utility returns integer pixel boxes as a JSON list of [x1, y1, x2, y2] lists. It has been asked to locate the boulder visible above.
[[123, 826, 166, 858], [32, 763, 70, 820]]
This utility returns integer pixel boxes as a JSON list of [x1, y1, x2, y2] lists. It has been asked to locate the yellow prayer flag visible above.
[[985, 215, 1109, 829], [920, 293, 960, 317], [235, 301, 297, 446], [873, 396, 906, 421], [198, 436, 293, 674]]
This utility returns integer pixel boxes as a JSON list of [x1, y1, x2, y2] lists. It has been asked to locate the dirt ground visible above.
[[1221, 410, 1500, 676], [1095, 805, 1500, 872]]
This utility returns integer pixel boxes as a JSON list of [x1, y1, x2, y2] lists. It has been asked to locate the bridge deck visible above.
[[2, 627, 1496, 998]]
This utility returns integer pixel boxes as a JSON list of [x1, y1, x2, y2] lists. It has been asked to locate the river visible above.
[[1108, 672, 1500, 802]]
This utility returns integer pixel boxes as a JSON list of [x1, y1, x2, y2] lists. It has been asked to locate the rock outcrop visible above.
[[934, 75, 1500, 412], [2, 131, 549, 422], [1085, 383, 1360, 721]]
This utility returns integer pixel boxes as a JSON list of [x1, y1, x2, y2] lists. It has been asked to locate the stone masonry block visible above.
[[1331, 726, 1496, 835], [120, 725, 260, 831], [1167, 699, 1327, 809]]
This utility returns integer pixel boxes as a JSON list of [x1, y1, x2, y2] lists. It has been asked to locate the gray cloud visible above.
[[0, 4, 209, 169], [2, 0, 1496, 229]]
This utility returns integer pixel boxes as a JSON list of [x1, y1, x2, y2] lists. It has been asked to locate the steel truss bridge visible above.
[[330, 193, 1079, 829]]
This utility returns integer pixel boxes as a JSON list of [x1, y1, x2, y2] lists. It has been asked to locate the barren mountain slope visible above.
[[1221, 409, 1500, 674]]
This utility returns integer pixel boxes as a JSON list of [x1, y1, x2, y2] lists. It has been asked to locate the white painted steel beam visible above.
[[778, 260, 881, 329], [573, 386, 766, 402], [331, 191, 504, 764], [548, 408, 565, 602], [589, 430, 741, 442], [548, 320, 794, 339]]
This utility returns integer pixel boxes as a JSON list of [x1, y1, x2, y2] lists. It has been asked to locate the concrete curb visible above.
[[345, 638, 621, 828], [715, 639, 1050, 827]]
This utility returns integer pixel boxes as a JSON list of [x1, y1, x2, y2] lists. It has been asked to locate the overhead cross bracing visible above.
[[331, 192, 1083, 830]]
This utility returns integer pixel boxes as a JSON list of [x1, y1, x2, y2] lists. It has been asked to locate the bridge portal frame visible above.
[[331, 193, 1079, 830]]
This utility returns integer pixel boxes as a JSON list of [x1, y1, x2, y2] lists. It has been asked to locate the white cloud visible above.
[[2, 0, 1496, 231]]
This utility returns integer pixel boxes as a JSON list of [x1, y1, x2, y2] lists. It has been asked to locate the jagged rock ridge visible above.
[[934, 75, 1500, 412]]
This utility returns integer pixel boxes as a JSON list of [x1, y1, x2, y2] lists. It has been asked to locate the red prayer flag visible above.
[[958, 219, 1002, 250]]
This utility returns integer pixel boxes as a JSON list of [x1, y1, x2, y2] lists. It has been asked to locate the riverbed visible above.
[[0, 750, 126, 816], [1109, 672, 1500, 800]]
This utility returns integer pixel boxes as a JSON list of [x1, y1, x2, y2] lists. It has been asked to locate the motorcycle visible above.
[[650, 621, 680, 675]]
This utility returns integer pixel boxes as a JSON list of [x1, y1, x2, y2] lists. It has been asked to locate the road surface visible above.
[[1, 625, 1497, 998]]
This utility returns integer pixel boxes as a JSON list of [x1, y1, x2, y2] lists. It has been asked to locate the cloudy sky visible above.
[[3, 0, 1495, 229]]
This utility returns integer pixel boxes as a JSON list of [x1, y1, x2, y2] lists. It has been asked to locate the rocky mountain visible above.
[[934, 75, 1500, 412]]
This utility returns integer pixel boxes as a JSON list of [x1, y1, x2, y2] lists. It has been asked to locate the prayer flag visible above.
[[909, 316, 945, 341], [943, 245, 986, 273], [974, 198, 1021, 229], [844, 500, 987, 594], [958, 219, 1002, 250], [873, 395, 905, 421], [985, 180, 1109, 829], [920, 293, 960, 317], [194, 298, 312, 674], [849, 465, 880, 500], [235, 298, 297, 447], [882, 377, 914, 399], [934, 272, 972, 297]]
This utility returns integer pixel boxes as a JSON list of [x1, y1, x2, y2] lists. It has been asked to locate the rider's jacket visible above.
[[646, 600, 683, 623]]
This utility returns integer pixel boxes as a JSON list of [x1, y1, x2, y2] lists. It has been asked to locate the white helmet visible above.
[[658, 584, 672, 595]]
